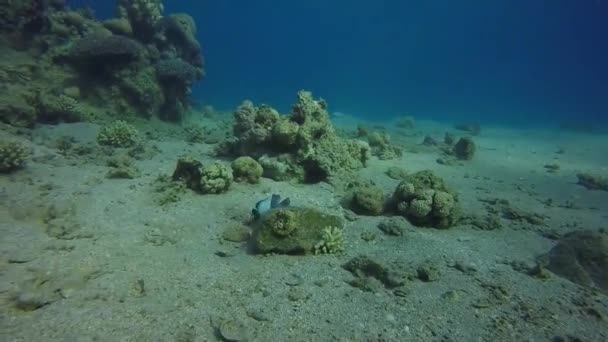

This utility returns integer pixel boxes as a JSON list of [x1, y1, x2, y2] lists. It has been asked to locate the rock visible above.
[[539, 230, 608, 292], [378, 217, 408, 236], [350, 185, 385, 216], [252, 207, 343, 255], [577, 173, 608, 191], [221, 224, 250, 242], [452, 137, 476, 160], [343, 255, 406, 288]]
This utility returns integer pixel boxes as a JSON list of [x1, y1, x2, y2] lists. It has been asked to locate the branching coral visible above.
[[97, 120, 139, 147], [0, 140, 29, 173], [314, 226, 345, 255]]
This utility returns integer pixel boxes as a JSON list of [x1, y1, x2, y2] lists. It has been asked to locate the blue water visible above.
[[74, 1, 607, 125]]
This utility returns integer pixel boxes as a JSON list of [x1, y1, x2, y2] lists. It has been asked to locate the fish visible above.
[[251, 194, 291, 220]]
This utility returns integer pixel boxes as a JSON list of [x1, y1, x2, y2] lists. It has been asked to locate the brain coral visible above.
[[392, 170, 460, 228]]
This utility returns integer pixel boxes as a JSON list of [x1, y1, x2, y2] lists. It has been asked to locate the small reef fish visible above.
[[252, 194, 291, 220]]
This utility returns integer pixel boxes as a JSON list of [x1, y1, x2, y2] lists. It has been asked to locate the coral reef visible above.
[[116, 0, 163, 42], [0, 140, 29, 173], [96, 120, 139, 147], [231, 156, 263, 184], [0, 0, 204, 126], [391, 170, 460, 228], [253, 207, 344, 254], [171, 157, 232, 194], [224, 91, 370, 183]]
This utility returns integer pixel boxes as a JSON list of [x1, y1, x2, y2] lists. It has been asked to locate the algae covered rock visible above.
[[539, 230, 608, 293], [225, 91, 369, 183], [577, 173, 608, 191], [258, 154, 303, 182], [452, 137, 475, 160], [172, 157, 232, 194], [367, 131, 402, 160], [253, 207, 344, 254], [231, 156, 263, 184], [349, 185, 385, 216], [0, 140, 29, 173], [392, 170, 460, 228]]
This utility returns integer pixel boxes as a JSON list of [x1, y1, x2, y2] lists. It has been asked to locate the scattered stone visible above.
[[106, 154, 139, 179], [343, 255, 406, 289], [538, 230, 608, 292], [221, 223, 250, 242], [212, 317, 248, 342], [452, 137, 476, 160], [576, 173, 608, 191], [396, 116, 415, 129], [377, 217, 407, 236], [444, 132, 456, 145], [416, 261, 441, 282], [422, 135, 437, 146], [360, 231, 376, 242], [385, 166, 408, 180], [454, 122, 481, 135], [441, 290, 461, 302], [466, 213, 502, 230], [544, 163, 560, 173]]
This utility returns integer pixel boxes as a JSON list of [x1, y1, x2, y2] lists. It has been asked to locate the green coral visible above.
[[272, 117, 299, 146], [119, 67, 164, 117], [314, 226, 345, 255], [38, 94, 84, 123], [253, 207, 344, 255], [172, 157, 232, 194], [97, 120, 139, 147], [0, 140, 29, 173], [392, 170, 459, 228], [228, 91, 370, 183], [266, 209, 298, 237], [231, 156, 263, 184], [116, 0, 163, 41], [200, 162, 233, 194]]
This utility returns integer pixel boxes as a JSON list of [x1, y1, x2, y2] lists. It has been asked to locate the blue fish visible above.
[[252, 194, 290, 220]]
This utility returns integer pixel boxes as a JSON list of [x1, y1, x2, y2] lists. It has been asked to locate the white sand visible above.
[[1, 118, 607, 341]]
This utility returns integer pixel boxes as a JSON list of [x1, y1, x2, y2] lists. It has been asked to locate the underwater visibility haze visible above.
[[0, 0, 607, 341]]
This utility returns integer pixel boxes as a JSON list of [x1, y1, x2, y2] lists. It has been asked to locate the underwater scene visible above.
[[1, 0, 607, 341]]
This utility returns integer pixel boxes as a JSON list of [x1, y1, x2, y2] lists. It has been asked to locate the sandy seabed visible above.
[[1, 116, 607, 341]]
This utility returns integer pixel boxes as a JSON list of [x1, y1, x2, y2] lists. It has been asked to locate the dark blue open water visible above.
[[71, 0, 608, 125]]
